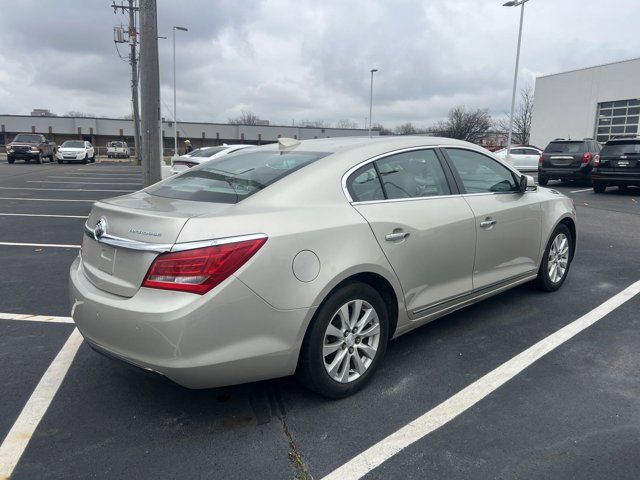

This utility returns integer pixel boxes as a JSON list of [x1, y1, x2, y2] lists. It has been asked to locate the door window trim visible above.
[[342, 146, 460, 204], [439, 146, 525, 197]]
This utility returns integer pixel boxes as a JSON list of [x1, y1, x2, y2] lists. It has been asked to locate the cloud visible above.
[[1, 0, 639, 128]]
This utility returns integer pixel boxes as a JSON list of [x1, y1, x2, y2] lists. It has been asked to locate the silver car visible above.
[[70, 136, 576, 398]]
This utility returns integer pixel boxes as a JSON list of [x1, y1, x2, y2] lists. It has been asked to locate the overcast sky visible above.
[[1, 0, 639, 129]]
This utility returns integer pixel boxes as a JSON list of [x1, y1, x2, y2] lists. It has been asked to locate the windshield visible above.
[[600, 141, 640, 156], [13, 134, 42, 143], [148, 150, 329, 203], [190, 146, 228, 158], [544, 142, 584, 154], [62, 141, 85, 148]]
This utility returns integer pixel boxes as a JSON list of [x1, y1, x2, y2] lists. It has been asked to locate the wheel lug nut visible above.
[[348, 347, 354, 354], [344, 331, 348, 337], [352, 329, 357, 334], [341, 344, 346, 350], [355, 337, 361, 343]]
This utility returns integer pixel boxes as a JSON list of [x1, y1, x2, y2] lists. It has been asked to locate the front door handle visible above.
[[480, 218, 497, 229], [385, 231, 410, 242]]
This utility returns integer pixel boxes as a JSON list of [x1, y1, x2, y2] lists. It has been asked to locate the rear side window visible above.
[[544, 142, 584, 154], [375, 149, 451, 199], [347, 165, 384, 202], [600, 141, 640, 156], [346, 149, 451, 202], [446, 148, 519, 193], [148, 150, 328, 203]]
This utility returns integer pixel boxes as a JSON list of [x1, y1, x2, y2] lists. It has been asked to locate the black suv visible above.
[[538, 139, 601, 186], [591, 137, 640, 193]]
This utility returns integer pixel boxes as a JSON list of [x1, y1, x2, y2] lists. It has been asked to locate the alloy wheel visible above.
[[548, 233, 569, 283], [322, 299, 380, 383]]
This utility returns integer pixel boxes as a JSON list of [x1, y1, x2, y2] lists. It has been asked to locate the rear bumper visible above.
[[69, 255, 312, 389], [538, 166, 591, 180], [591, 171, 640, 185]]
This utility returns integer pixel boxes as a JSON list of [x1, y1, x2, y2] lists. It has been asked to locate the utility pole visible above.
[[128, 0, 141, 165], [112, 1, 141, 165], [139, 0, 162, 186]]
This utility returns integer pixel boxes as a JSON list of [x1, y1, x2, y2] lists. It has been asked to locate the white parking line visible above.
[[0, 328, 83, 479], [321, 279, 640, 480], [0, 197, 93, 203], [48, 176, 141, 181], [28, 181, 141, 185], [0, 213, 87, 219], [0, 312, 74, 323], [570, 188, 592, 193], [0, 187, 134, 192], [0, 242, 80, 248]]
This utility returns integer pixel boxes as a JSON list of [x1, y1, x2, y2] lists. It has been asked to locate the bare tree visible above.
[[372, 123, 393, 135], [497, 86, 534, 145], [429, 106, 493, 143], [394, 122, 418, 135], [228, 110, 261, 125], [335, 119, 358, 129], [297, 119, 330, 128]]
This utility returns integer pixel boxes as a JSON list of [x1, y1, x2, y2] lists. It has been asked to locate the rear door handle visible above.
[[480, 218, 497, 229], [385, 231, 410, 242]]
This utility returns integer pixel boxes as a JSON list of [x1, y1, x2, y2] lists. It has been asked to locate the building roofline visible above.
[[0, 113, 370, 131], [537, 56, 640, 80]]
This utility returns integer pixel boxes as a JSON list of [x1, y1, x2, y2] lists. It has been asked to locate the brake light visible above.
[[142, 237, 267, 294], [581, 152, 592, 164], [593, 154, 600, 167]]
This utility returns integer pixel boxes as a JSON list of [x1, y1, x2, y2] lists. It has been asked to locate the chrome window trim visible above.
[[341, 144, 524, 204], [84, 222, 267, 253]]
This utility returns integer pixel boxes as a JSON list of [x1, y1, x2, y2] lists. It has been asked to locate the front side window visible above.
[[148, 150, 328, 203], [446, 148, 519, 194], [375, 149, 451, 199]]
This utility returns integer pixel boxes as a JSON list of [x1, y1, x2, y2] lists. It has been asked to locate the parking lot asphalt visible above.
[[0, 161, 639, 479]]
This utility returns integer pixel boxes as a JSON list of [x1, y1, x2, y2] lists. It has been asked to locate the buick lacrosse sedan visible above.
[[70, 136, 576, 398]]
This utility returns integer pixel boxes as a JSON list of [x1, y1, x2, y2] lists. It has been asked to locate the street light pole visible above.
[[504, 0, 530, 156], [368, 68, 378, 138], [172, 25, 188, 157]]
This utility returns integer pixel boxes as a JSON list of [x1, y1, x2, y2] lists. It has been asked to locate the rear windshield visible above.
[[13, 134, 42, 143], [109, 142, 125, 147], [600, 141, 640, 156], [62, 141, 85, 148], [190, 146, 228, 158], [544, 142, 584, 154], [148, 150, 329, 203]]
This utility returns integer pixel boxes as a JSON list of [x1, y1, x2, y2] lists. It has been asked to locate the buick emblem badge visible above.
[[95, 217, 107, 239]]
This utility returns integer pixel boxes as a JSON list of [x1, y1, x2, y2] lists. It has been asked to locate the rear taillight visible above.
[[593, 154, 600, 167], [581, 152, 592, 164], [538, 154, 544, 167], [142, 237, 267, 294]]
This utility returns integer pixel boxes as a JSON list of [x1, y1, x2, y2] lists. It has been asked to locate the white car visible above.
[[494, 145, 542, 171], [170, 144, 253, 175], [56, 140, 95, 164], [107, 141, 130, 158]]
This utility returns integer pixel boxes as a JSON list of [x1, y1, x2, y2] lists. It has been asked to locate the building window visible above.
[[595, 98, 640, 143]]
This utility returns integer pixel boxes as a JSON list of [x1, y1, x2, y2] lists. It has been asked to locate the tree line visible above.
[[228, 86, 534, 145]]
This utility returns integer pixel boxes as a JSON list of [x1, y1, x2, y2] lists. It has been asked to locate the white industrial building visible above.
[[530, 57, 640, 149]]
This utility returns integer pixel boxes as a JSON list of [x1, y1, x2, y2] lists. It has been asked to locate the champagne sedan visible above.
[[70, 136, 576, 398]]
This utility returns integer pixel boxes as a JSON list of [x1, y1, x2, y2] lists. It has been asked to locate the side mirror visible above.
[[520, 174, 536, 192]]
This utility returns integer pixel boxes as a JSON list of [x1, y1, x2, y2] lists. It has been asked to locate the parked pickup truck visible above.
[[6, 133, 57, 164], [107, 141, 130, 158]]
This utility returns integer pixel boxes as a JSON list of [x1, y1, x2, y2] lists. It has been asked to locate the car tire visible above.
[[57, 159, 63, 164], [538, 176, 548, 186], [7, 156, 14, 164], [35, 153, 42, 164], [534, 224, 573, 292], [82, 154, 88, 164], [593, 182, 606, 193], [90, 155, 96, 163], [296, 282, 389, 399], [48, 155, 54, 163]]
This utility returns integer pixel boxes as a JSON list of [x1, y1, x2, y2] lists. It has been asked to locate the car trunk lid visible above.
[[81, 191, 232, 297]]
